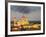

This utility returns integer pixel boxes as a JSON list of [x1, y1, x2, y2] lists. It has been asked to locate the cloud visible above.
[[11, 5, 41, 14], [10, 5, 41, 21]]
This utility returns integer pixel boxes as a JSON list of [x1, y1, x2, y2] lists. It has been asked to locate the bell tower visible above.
[[13, 16, 16, 26]]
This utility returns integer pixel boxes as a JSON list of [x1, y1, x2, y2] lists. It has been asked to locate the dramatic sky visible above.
[[10, 5, 41, 21]]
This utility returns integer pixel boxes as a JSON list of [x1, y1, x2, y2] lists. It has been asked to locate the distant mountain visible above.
[[29, 21, 41, 24]]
